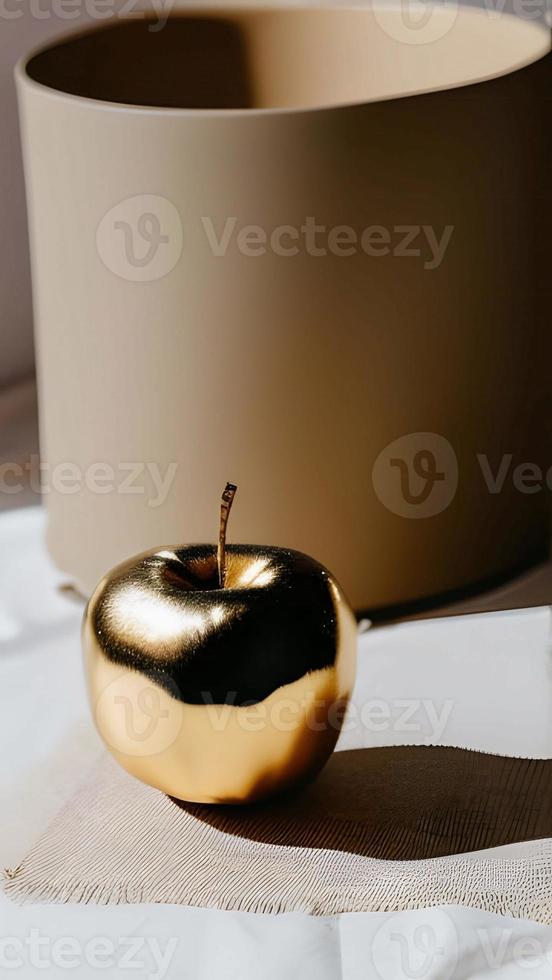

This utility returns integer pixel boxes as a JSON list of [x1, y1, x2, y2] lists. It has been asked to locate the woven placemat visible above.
[[5, 746, 552, 921]]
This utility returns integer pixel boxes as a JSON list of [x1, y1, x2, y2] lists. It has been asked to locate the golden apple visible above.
[[83, 489, 357, 804]]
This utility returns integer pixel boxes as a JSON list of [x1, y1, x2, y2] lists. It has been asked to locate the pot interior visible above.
[[25, 6, 549, 110]]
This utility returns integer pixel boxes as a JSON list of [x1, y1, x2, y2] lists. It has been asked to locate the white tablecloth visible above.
[[2, 506, 552, 978]]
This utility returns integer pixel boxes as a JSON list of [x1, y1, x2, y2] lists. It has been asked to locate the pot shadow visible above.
[[173, 746, 552, 860]]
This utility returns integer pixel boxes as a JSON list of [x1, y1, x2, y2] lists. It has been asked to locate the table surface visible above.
[[1, 505, 552, 977]]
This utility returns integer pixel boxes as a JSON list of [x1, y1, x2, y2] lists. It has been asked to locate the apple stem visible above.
[[217, 483, 237, 588]]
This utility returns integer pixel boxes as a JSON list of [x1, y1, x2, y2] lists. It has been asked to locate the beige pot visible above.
[[16, 6, 551, 610]]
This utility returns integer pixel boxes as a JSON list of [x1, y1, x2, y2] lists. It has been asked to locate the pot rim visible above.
[[14, 3, 551, 118]]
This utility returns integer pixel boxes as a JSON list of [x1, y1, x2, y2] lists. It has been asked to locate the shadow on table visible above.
[[175, 746, 552, 860]]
